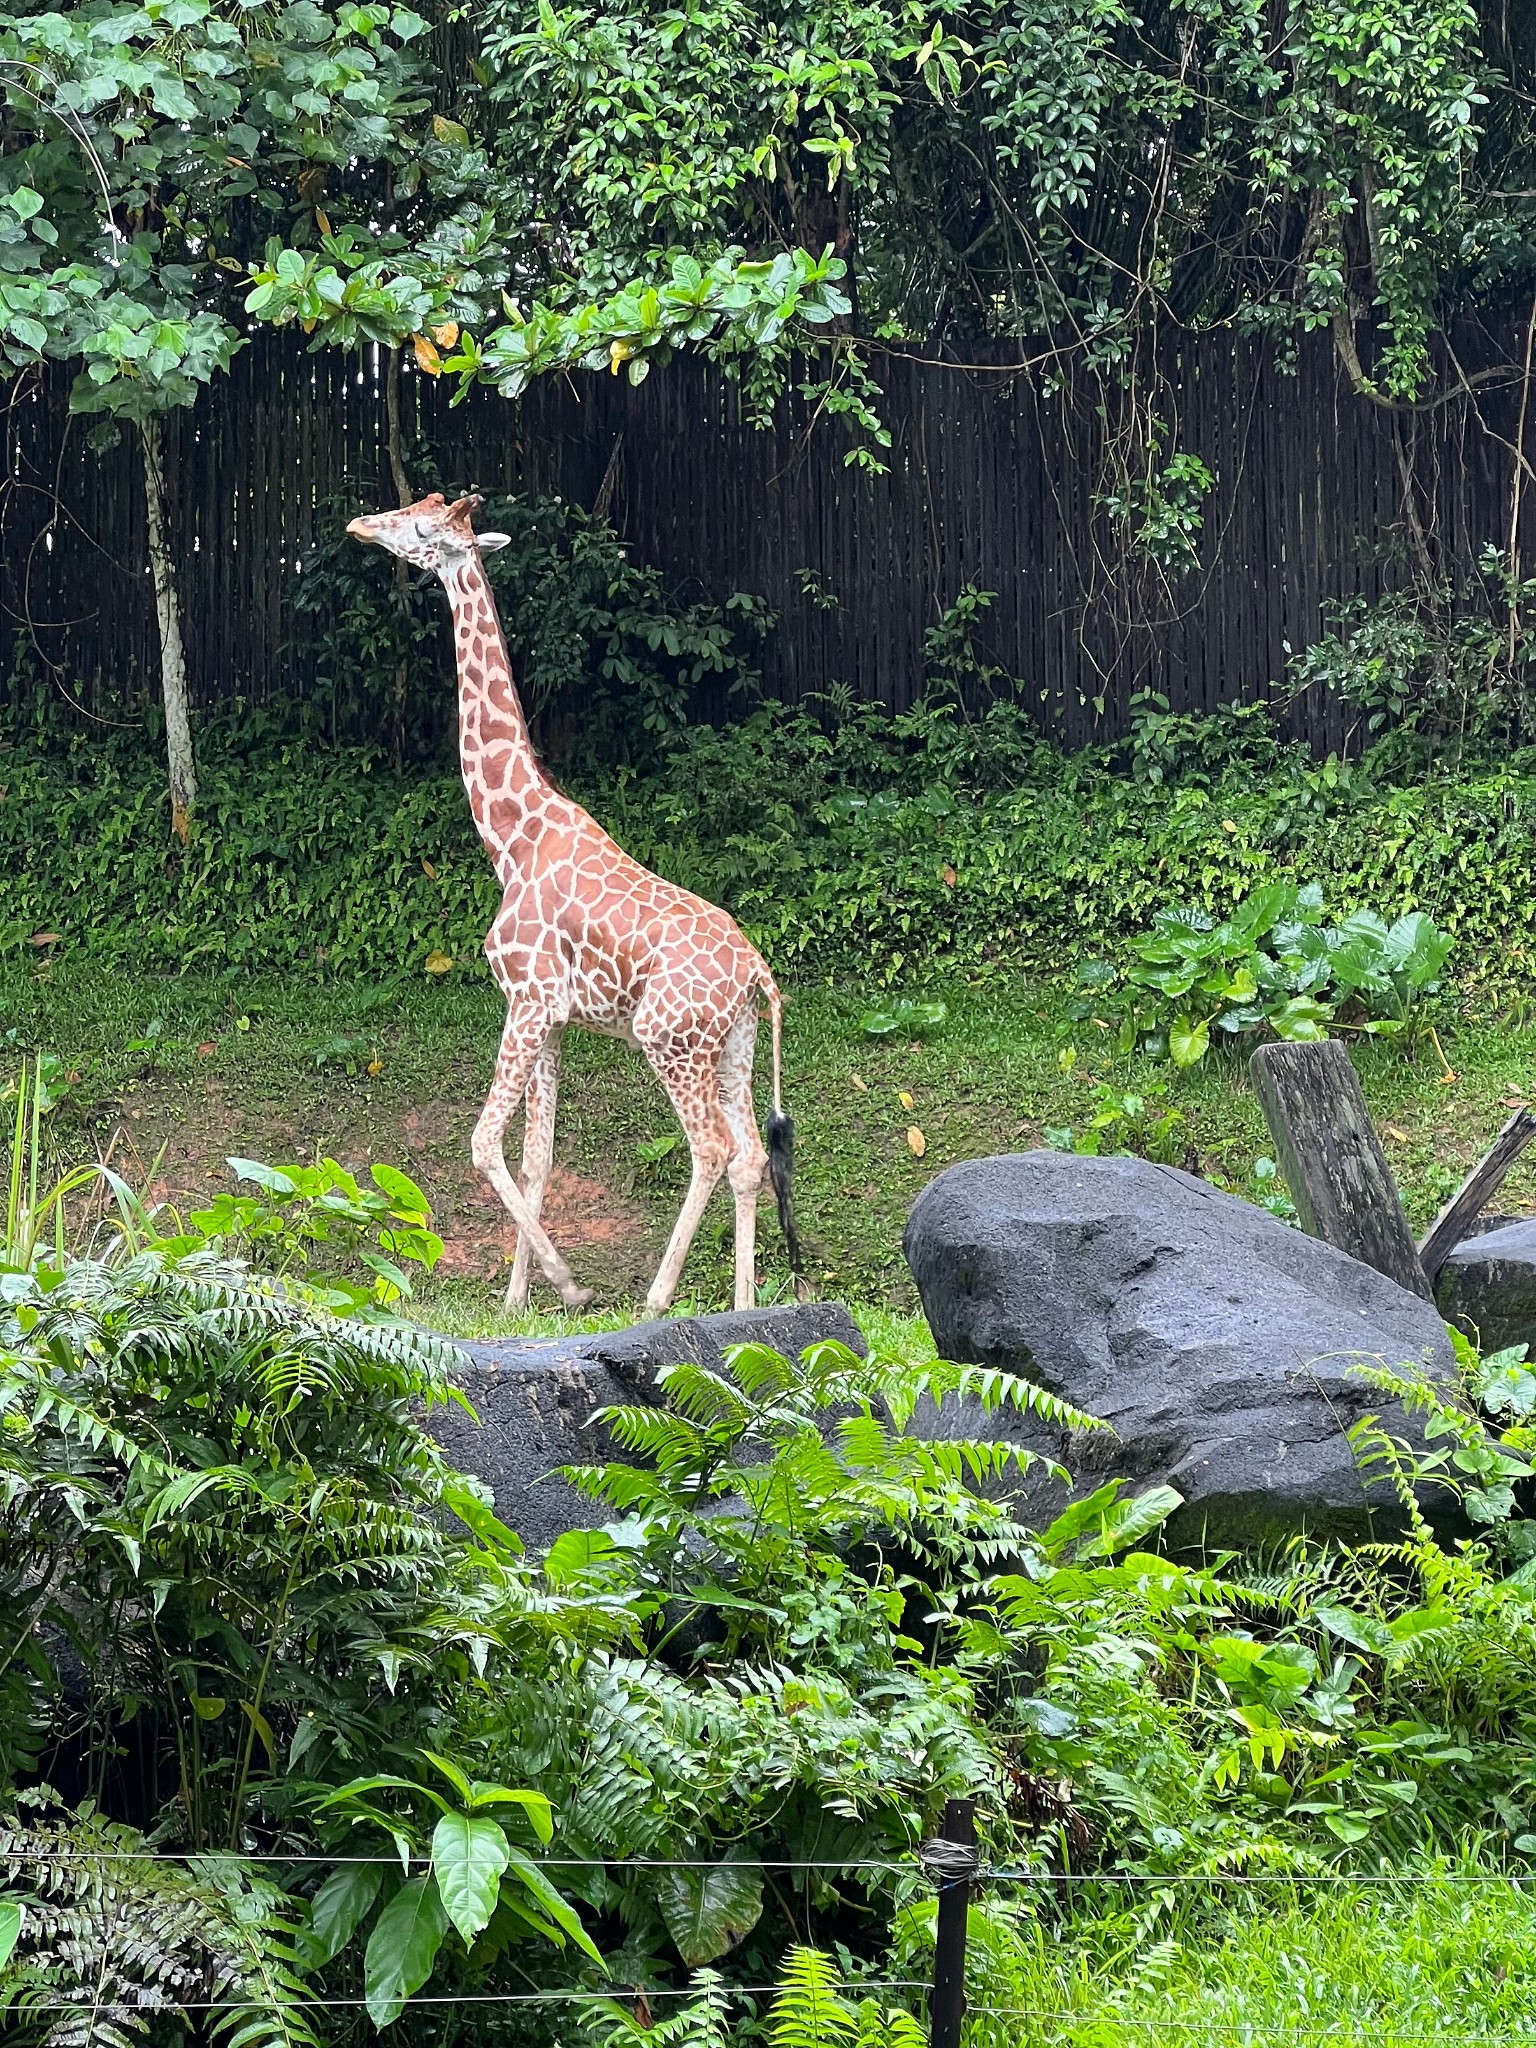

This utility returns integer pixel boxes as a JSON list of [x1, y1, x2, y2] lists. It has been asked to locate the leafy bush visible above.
[[1284, 556, 1536, 766], [1043, 1073, 1186, 1164], [175, 1155, 445, 1310], [2, 688, 1532, 993], [1087, 881, 1455, 1066], [287, 486, 773, 765]]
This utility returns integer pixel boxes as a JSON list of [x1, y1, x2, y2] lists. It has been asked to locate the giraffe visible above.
[[347, 491, 800, 1316]]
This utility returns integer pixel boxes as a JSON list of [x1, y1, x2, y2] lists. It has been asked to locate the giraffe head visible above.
[[346, 492, 510, 577]]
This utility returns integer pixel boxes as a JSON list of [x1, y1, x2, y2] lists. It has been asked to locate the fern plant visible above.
[[768, 1943, 926, 2048], [560, 1337, 1102, 1648], [0, 1242, 476, 1841], [0, 1800, 316, 2048], [582, 1967, 735, 2048]]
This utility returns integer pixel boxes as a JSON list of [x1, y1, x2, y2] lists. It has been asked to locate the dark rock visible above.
[[424, 1302, 866, 1553], [903, 1152, 1455, 1550], [1438, 1217, 1536, 1356]]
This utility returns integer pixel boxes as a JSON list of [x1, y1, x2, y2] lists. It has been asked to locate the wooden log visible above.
[[1249, 1041, 1432, 1300], [1417, 1109, 1536, 1285]]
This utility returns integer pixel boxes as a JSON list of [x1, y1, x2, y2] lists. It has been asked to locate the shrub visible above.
[[3, 700, 1535, 995], [1091, 881, 1456, 1065]]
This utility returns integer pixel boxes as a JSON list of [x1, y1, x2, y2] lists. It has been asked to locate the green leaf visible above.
[[1168, 1016, 1209, 1066], [0, 1898, 21, 1969], [1311, 1602, 1397, 1658], [371, 1161, 431, 1216], [440, 1476, 523, 1555], [431, 1813, 509, 1944], [655, 1849, 763, 1966], [502, 1848, 604, 1964], [1269, 996, 1333, 1041], [305, 1863, 384, 1967], [226, 1157, 297, 1195], [1075, 1484, 1184, 1558], [364, 1874, 449, 2027]]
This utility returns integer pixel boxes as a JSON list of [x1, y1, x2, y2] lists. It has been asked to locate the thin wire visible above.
[[20, 1981, 931, 2013], [983, 1869, 1536, 1886], [0, 1851, 915, 1871], [0, 1850, 1529, 1885]]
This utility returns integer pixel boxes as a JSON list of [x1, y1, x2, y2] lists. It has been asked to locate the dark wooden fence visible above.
[[1, 315, 1530, 751]]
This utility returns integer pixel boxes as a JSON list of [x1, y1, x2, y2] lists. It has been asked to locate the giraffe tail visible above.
[[762, 976, 802, 1277]]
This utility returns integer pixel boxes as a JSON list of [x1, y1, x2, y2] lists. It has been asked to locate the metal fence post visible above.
[[927, 1797, 976, 2048]]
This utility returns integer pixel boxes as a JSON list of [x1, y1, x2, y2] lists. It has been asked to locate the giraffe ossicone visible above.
[[347, 490, 801, 1315]]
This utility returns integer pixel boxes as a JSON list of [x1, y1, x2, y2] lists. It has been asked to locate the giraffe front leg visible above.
[[474, 1006, 591, 1311], [506, 1030, 562, 1310]]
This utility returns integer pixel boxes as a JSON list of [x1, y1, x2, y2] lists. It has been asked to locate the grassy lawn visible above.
[[6, 961, 1534, 1327], [964, 1869, 1536, 2046]]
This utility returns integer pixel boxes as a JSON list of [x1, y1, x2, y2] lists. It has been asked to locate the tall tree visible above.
[[0, 0, 435, 835]]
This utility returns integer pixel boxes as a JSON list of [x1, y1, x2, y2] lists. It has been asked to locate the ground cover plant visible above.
[[5, 690, 1536, 1000]]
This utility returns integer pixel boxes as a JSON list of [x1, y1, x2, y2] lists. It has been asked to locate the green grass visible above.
[[4, 962, 1534, 1315], [963, 1869, 1536, 2045]]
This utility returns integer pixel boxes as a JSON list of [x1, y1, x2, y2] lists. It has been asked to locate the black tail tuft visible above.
[[766, 1110, 802, 1276]]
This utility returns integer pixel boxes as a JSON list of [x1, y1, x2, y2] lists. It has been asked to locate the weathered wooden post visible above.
[[1250, 1042, 1536, 1300], [1249, 1040, 1432, 1298], [1418, 1109, 1536, 1283]]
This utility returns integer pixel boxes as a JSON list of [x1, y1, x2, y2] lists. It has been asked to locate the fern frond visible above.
[[770, 1946, 859, 2048]]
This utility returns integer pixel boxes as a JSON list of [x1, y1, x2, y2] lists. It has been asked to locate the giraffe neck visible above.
[[441, 554, 546, 872]]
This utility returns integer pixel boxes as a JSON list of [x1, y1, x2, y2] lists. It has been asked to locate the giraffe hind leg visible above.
[[640, 1042, 732, 1318], [506, 1029, 562, 1311], [474, 1005, 591, 1311], [717, 1002, 766, 1312]]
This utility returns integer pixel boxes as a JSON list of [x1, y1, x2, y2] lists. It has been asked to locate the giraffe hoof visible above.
[[560, 1284, 595, 1311]]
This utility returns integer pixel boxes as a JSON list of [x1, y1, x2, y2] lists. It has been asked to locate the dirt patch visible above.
[[435, 1166, 646, 1283], [107, 1082, 657, 1301]]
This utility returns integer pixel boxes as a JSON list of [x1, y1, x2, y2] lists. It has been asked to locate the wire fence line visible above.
[[10, 1983, 933, 2014], [0, 1847, 1530, 1887], [966, 2017, 1536, 2044]]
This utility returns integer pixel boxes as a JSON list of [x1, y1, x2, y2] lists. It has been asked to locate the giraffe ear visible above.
[[476, 531, 511, 553]]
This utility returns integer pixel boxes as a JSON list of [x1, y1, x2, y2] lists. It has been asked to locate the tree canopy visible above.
[[0, 0, 1532, 828], [1, 0, 1530, 420]]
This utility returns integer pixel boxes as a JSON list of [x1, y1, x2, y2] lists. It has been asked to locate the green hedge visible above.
[[4, 710, 1533, 990]]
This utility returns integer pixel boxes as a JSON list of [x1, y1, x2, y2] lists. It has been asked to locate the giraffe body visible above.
[[347, 492, 797, 1315]]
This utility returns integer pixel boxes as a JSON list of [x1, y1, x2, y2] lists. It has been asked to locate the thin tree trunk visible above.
[[385, 345, 412, 771], [139, 415, 196, 842]]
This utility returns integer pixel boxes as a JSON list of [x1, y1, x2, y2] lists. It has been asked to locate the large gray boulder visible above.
[[1438, 1217, 1536, 1357], [903, 1153, 1455, 1550], [425, 1302, 866, 1553]]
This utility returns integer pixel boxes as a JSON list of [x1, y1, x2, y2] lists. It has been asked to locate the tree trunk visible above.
[[385, 345, 412, 771], [139, 415, 197, 842]]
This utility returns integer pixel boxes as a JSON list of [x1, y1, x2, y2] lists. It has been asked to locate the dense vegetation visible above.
[[4, 666, 1534, 1000], [6, 1112, 1536, 2044]]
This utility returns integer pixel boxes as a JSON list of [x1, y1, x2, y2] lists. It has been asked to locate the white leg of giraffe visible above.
[[717, 1003, 767, 1312], [473, 1005, 591, 1310], [640, 1042, 732, 1317], [506, 1029, 562, 1310]]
